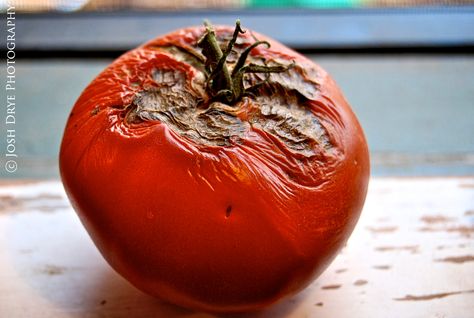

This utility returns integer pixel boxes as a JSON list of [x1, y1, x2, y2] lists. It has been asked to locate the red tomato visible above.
[[60, 21, 369, 313]]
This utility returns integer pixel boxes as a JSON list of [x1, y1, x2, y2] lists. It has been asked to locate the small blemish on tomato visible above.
[[146, 211, 155, 219], [226, 205, 232, 218], [91, 106, 100, 116]]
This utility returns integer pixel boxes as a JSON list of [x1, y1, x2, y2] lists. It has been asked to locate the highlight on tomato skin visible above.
[[59, 20, 370, 313]]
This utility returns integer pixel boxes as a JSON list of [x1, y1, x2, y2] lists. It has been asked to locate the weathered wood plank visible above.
[[0, 177, 473, 317]]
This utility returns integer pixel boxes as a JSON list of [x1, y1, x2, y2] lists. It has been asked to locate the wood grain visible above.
[[0, 177, 473, 317]]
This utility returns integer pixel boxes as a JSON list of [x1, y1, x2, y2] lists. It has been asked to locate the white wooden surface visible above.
[[0, 178, 473, 318]]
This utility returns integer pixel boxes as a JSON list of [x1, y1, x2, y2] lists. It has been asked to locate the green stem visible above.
[[197, 20, 294, 105], [197, 21, 233, 95]]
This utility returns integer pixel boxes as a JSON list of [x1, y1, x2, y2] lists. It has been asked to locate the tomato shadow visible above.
[[77, 267, 204, 317], [80, 266, 310, 318], [219, 287, 313, 318]]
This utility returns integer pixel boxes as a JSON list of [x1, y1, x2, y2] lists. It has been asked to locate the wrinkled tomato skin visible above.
[[60, 25, 369, 313]]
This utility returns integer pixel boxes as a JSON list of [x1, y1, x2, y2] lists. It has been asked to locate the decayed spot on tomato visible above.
[[60, 19, 370, 313], [125, 22, 328, 157]]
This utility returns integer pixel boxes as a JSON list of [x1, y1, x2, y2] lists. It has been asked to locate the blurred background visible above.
[[1, 0, 473, 178], [2, 0, 474, 11]]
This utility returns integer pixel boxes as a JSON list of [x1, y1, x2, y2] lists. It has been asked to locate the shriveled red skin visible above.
[[60, 25, 369, 313]]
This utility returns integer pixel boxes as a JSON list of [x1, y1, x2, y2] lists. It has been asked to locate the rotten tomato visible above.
[[60, 20, 370, 313]]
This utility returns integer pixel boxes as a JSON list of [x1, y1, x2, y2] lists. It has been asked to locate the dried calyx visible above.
[[197, 20, 294, 105]]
